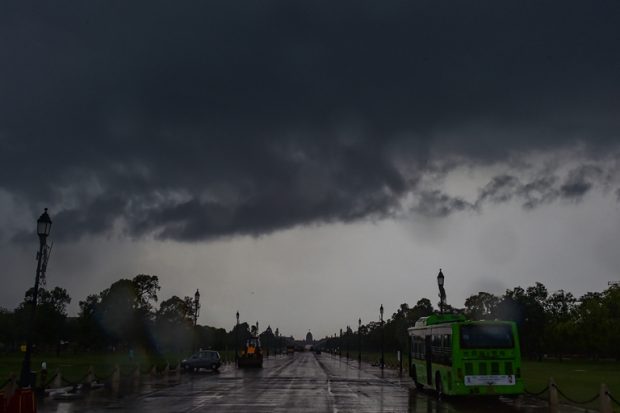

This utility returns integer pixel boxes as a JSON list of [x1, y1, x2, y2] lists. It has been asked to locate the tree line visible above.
[[1, 275, 618, 360], [0, 274, 290, 356], [324, 282, 620, 360]]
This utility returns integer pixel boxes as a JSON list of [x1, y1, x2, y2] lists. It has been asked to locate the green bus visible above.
[[408, 313, 524, 396]]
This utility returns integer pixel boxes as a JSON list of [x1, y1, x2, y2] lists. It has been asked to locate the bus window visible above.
[[460, 324, 514, 349], [443, 334, 451, 348]]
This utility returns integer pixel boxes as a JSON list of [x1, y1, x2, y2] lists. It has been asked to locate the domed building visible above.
[[306, 330, 313, 344]]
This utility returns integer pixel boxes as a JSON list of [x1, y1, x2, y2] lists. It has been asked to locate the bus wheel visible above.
[[435, 373, 444, 398]]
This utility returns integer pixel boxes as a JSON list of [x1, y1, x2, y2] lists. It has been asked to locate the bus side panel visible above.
[[425, 335, 432, 386]]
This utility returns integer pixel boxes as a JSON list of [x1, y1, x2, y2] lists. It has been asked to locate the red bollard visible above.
[[5, 389, 36, 413]]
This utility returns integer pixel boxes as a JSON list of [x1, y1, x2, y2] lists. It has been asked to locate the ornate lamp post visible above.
[[437, 269, 446, 314], [339, 328, 342, 358], [380, 304, 384, 369], [193, 289, 201, 350], [20, 208, 52, 388], [358, 317, 362, 364], [194, 289, 201, 325], [235, 311, 239, 362]]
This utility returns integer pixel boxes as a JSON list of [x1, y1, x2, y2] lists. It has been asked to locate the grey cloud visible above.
[[477, 175, 521, 205], [518, 176, 560, 210], [1, 1, 620, 241], [560, 165, 603, 200], [412, 191, 473, 218]]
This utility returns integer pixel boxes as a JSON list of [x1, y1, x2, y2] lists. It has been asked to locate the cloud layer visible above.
[[1, 1, 619, 242]]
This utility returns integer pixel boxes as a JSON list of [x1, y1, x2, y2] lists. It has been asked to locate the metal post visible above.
[[193, 290, 200, 351], [19, 240, 44, 387], [19, 209, 52, 388], [358, 318, 362, 364], [346, 325, 350, 360], [339, 329, 342, 358], [235, 311, 239, 363], [380, 304, 384, 370]]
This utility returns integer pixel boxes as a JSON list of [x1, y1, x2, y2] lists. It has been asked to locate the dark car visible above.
[[181, 350, 221, 372]]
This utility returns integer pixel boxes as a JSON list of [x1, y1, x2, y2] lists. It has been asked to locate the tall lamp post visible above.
[[193, 289, 201, 350], [437, 269, 446, 314], [20, 208, 52, 388], [235, 311, 239, 363], [357, 318, 362, 364], [339, 328, 342, 358], [346, 325, 350, 360], [380, 304, 384, 370]]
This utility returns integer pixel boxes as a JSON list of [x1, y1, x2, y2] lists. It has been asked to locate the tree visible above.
[[545, 290, 577, 358], [76, 275, 160, 351], [155, 295, 194, 353], [14, 286, 71, 353], [464, 292, 500, 320]]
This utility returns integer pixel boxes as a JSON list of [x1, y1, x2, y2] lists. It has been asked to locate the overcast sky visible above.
[[1, 1, 619, 339]]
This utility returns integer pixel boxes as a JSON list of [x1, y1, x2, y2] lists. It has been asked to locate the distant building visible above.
[[306, 331, 313, 343]]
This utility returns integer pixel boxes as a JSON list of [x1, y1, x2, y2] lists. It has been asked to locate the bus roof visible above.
[[413, 313, 467, 327]]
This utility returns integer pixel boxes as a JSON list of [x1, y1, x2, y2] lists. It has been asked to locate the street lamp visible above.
[[380, 304, 384, 369], [437, 269, 446, 314], [235, 311, 239, 362], [346, 325, 350, 360], [20, 208, 52, 388], [193, 289, 201, 351], [339, 328, 342, 358], [194, 289, 201, 326], [358, 318, 362, 364]]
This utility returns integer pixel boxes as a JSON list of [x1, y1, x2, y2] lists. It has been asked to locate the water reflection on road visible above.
[[38, 352, 579, 412]]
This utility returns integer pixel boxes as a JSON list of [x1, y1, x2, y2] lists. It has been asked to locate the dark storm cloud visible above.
[[1, 1, 619, 241], [559, 165, 603, 200], [478, 175, 521, 205], [412, 191, 473, 218]]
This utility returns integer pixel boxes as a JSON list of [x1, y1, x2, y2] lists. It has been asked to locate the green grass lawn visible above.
[[0, 349, 239, 386], [0, 351, 188, 386], [522, 359, 620, 410], [345, 352, 620, 410]]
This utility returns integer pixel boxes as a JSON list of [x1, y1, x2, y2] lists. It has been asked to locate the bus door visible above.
[[425, 335, 432, 385]]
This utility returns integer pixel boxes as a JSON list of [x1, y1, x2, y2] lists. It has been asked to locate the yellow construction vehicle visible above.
[[237, 336, 263, 368]]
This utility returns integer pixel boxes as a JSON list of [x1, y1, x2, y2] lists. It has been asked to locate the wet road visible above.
[[39, 352, 581, 413]]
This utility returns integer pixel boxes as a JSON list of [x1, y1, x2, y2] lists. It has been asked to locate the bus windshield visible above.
[[460, 324, 514, 349]]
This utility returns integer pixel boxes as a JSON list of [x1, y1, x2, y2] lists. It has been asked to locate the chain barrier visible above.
[[0, 377, 12, 389], [607, 390, 620, 407], [61, 372, 90, 387], [524, 385, 549, 398], [2, 360, 182, 391], [552, 383, 600, 405], [94, 371, 115, 382], [42, 373, 59, 388]]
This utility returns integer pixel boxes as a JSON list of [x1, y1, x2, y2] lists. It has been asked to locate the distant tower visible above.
[[306, 330, 313, 343]]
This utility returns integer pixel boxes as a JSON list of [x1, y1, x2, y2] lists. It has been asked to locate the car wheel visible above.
[[211, 363, 219, 371]]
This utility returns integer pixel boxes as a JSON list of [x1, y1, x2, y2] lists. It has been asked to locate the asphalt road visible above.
[[38, 352, 578, 413]]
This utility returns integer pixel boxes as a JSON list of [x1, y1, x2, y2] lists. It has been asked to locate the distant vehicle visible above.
[[408, 314, 524, 397], [181, 350, 221, 372], [238, 337, 263, 368], [314, 348, 322, 355], [286, 345, 295, 355]]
